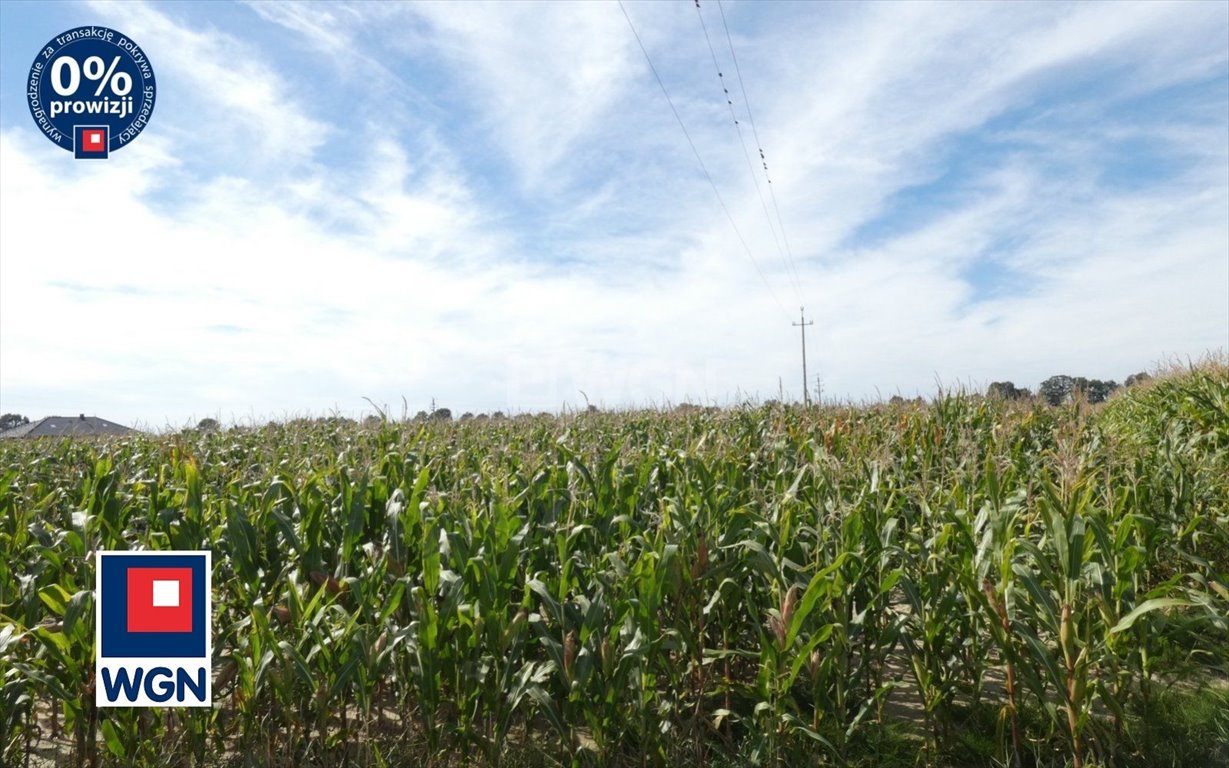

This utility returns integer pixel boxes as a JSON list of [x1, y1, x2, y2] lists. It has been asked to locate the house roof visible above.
[[0, 415, 135, 439]]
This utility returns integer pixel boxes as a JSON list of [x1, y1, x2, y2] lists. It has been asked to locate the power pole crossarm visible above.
[[792, 306, 814, 406]]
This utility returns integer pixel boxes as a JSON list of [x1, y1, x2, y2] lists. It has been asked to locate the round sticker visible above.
[[26, 26, 156, 159]]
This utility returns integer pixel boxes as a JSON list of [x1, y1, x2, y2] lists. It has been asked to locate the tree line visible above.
[[988, 371, 1151, 405]]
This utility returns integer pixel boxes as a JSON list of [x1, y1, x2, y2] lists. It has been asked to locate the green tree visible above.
[[987, 381, 1030, 400], [1040, 376, 1119, 405], [1081, 379, 1118, 404], [0, 413, 29, 432], [1039, 375, 1075, 405]]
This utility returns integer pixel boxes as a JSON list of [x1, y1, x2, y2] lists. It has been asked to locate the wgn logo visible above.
[[96, 551, 212, 707]]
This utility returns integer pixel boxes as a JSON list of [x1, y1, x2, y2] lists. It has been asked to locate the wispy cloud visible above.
[[85, 0, 333, 171], [0, 0, 1224, 425]]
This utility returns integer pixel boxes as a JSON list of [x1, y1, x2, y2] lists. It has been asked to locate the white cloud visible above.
[[401, 1, 642, 192], [0, 1, 1225, 425], [85, 0, 333, 169]]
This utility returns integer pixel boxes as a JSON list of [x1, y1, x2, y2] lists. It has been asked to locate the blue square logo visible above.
[[99, 553, 209, 657]]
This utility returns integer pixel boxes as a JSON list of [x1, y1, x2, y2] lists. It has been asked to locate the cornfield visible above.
[[1, 364, 1227, 767]]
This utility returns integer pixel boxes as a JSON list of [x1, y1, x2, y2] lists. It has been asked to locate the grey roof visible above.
[[0, 415, 135, 439]]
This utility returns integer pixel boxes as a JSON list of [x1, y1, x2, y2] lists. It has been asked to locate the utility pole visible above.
[[793, 307, 814, 406]]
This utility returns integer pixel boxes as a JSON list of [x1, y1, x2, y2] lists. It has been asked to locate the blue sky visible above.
[[1, 0, 1226, 428]]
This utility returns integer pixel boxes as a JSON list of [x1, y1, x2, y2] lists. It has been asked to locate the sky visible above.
[[0, 0, 1226, 429]]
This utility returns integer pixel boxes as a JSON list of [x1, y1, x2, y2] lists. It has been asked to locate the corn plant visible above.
[[0, 364, 1225, 766]]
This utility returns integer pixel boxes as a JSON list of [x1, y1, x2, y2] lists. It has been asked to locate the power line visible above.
[[716, 0, 805, 296], [617, 0, 790, 321], [694, 0, 802, 304], [792, 306, 814, 406]]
